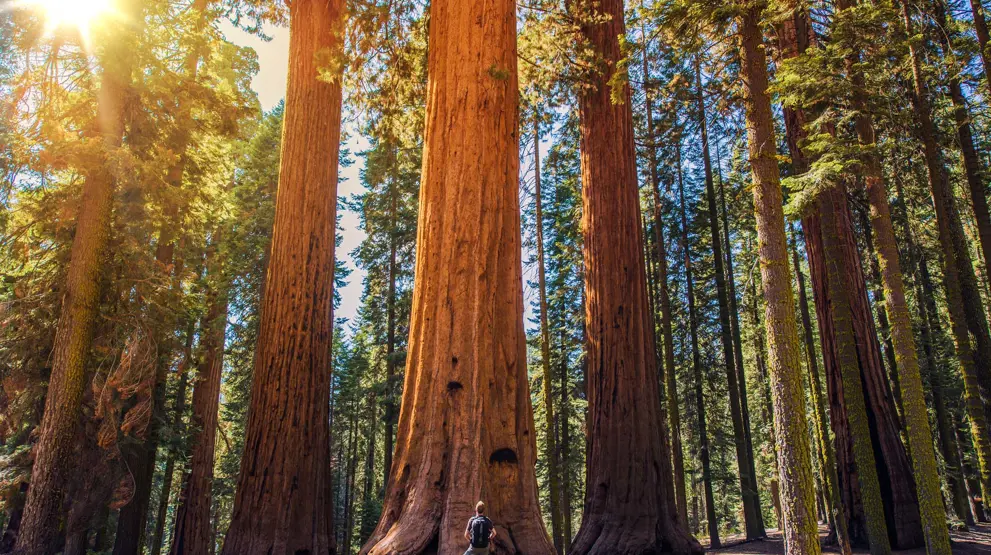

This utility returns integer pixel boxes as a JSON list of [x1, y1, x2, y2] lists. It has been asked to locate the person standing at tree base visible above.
[[464, 501, 497, 554]]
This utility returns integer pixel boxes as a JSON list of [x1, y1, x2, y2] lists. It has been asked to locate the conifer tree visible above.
[[734, 3, 820, 552]]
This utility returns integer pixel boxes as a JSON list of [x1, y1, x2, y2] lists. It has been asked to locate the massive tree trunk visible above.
[[567, 2, 702, 552], [816, 188, 892, 555], [736, 5, 821, 553], [642, 40, 688, 526], [899, 0, 991, 503], [359, 0, 552, 552], [170, 246, 228, 555], [13, 7, 134, 554], [534, 110, 564, 554], [777, 14, 922, 547], [802, 195, 922, 550], [856, 87, 952, 555], [676, 150, 719, 550], [220, 0, 344, 552], [790, 228, 852, 555], [694, 60, 764, 540]]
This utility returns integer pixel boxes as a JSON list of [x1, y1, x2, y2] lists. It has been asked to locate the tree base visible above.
[[570, 517, 704, 555]]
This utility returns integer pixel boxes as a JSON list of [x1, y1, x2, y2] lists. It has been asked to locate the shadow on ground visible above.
[[706, 524, 991, 554]]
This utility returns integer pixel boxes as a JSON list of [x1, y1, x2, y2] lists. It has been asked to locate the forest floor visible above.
[[707, 524, 991, 553]]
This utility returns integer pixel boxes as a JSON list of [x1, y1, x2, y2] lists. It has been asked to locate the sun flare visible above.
[[19, 0, 115, 46]]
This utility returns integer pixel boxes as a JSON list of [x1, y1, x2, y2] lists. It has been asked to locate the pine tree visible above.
[[734, 3, 820, 552]]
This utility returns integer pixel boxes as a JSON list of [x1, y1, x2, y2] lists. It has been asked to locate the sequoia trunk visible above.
[[220, 0, 344, 552], [568, 2, 702, 551], [359, 0, 553, 552]]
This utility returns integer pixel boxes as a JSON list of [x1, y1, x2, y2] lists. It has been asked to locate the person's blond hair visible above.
[[475, 501, 486, 514]]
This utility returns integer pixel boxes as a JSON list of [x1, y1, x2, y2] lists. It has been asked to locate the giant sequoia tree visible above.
[[359, 0, 554, 552], [220, 0, 345, 552], [568, 0, 701, 553]]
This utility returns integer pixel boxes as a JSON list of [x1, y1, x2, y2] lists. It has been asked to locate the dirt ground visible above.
[[707, 525, 991, 554]]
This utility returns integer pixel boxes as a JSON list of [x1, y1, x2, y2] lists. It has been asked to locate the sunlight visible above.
[[17, 0, 115, 48]]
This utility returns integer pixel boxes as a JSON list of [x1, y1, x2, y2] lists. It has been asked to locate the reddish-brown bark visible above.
[[220, 0, 344, 552], [803, 194, 922, 549], [359, 0, 553, 552], [568, 0, 702, 552]]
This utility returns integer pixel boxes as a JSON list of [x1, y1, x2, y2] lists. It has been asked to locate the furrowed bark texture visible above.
[[13, 9, 133, 554], [817, 189, 892, 555], [569, 1, 702, 552], [737, 6, 821, 554], [776, 14, 852, 552], [359, 0, 553, 552], [791, 230, 852, 555], [803, 194, 922, 550], [220, 1, 343, 552], [850, 48, 952, 554]]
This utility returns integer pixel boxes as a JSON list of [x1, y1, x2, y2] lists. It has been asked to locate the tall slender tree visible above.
[[735, 4, 820, 553], [533, 110, 564, 553], [220, 0, 345, 551], [14, 3, 137, 552], [694, 59, 763, 540], [677, 145, 720, 549], [898, 0, 991, 503], [170, 238, 228, 555]]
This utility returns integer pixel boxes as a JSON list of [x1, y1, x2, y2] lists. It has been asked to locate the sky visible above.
[[220, 21, 370, 326]]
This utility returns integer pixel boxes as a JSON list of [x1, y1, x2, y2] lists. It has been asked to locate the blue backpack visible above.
[[469, 515, 493, 548]]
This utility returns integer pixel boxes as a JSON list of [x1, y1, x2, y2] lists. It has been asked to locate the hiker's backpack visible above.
[[470, 516, 493, 548]]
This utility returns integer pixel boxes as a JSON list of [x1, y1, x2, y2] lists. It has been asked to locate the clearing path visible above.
[[707, 525, 991, 554]]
